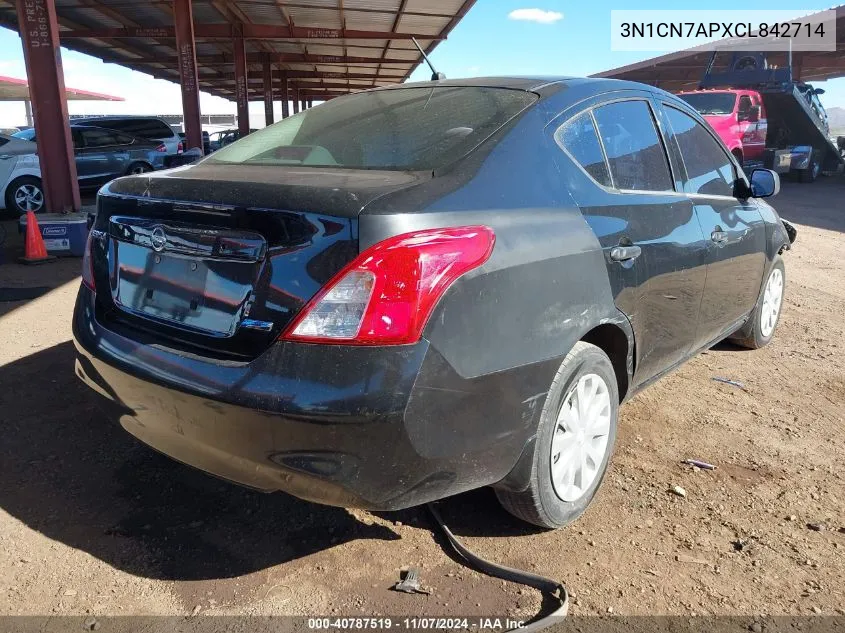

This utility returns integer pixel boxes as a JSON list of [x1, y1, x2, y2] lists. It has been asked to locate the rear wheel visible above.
[[495, 342, 619, 529], [5, 176, 44, 215], [730, 257, 785, 349]]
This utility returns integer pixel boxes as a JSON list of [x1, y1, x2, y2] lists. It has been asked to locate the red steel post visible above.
[[280, 71, 289, 118], [262, 59, 274, 125], [15, 0, 80, 212], [233, 30, 249, 135], [173, 0, 203, 152]]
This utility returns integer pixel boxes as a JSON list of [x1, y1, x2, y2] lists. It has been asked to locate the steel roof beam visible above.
[[124, 53, 414, 65], [60, 25, 444, 40], [217, 70, 403, 80]]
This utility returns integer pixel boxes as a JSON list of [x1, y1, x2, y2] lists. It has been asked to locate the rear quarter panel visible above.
[[360, 103, 624, 380], [357, 101, 629, 489]]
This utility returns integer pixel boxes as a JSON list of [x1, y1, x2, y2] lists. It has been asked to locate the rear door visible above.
[[657, 102, 767, 350], [76, 128, 122, 187], [553, 94, 707, 387]]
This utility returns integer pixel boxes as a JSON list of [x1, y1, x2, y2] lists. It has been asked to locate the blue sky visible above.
[[0, 0, 842, 127]]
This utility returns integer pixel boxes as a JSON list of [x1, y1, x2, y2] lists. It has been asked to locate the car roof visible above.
[[368, 76, 677, 100], [73, 115, 167, 121], [71, 123, 120, 130]]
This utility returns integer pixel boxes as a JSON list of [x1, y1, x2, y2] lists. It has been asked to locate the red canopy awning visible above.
[[0, 74, 124, 101]]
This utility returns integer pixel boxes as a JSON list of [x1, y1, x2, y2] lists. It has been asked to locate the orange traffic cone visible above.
[[18, 208, 56, 265]]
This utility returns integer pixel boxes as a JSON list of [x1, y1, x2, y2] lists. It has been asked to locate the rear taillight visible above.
[[156, 143, 167, 153], [281, 226, 495, 346], [177, 141, 184, 153], [81, 230, 95, 292]]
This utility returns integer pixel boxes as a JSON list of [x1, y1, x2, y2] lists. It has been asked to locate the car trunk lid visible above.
[[90, 165, 427, 359]]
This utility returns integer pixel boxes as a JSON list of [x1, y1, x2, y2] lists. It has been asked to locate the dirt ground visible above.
[[0, 179, 843, 622]]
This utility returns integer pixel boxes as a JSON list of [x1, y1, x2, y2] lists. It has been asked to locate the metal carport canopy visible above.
[[0, 74, 124, 101], [591, 5, 845, 92], [0, 0, 477, 102], [2, 0, 477, 214]]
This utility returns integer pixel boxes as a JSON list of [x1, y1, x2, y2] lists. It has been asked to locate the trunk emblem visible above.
[[150, 226, 167, 252]]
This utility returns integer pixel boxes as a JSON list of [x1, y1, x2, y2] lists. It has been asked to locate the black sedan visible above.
[[73, 77, 794, 528]]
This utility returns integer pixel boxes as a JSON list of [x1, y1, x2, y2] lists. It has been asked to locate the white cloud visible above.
[[508, 8, 563, 24]]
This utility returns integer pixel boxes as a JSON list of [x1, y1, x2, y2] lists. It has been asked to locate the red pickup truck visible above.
[[677, 89, 768, 165], [678, 83, 841, 183]]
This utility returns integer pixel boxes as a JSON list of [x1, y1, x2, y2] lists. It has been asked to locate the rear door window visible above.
[[106, 118, 174, 140], [738, 95, 753, 117], [663, 106, 736, 197], [555, 112, 612, 187], [112, 132, 136, 145], [81, 128, 118, 148], [592, 100, 673, 192]]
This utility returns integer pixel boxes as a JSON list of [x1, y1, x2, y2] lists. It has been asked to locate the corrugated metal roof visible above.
[[0, 0, 478, 101]]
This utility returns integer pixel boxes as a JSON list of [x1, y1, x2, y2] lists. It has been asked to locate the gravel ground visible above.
[[0, 179, 843, 621]]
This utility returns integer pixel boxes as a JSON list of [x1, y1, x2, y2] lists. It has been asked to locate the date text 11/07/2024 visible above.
[[307, 618, 527, 630]]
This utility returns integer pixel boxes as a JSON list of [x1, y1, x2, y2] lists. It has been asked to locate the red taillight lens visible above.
[[281, 226, 495, 346], [177, 141, 184, 153], [81, 230, 95, 292], [156, 143, 167, 153]]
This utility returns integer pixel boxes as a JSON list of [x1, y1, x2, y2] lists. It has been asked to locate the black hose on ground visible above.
[[426, 503, 569, 632]]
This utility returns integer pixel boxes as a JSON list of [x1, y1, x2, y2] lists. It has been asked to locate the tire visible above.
[[730, 257, 786, 350], [798, 157, 819, 183], [125, 162, 152, 176], [495, 342, 619, 529], [5, 176, 44, 215]]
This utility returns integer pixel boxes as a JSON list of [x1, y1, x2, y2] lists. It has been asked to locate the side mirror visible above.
[[814, 88, 825, 95], [749, 168, 780, 198]]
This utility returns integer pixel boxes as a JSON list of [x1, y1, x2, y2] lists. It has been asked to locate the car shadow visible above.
[[387, 488, 546, 540], [0, 341, 399, 582]]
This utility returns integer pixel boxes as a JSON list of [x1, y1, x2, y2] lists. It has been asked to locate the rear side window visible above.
[[112, 132, 136, 145], [592, 101, 673, 192], [207, 86, 538, 171], [104, 118, 174, 140], [663, 106, 736, 197], [556, 112, 612, 187], [81, 128, 118, 148]]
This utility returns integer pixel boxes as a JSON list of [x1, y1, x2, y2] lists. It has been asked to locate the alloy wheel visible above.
[[14, 184, 44, 213], [760, 268, 784, 338], [550, 373, 612, 502]]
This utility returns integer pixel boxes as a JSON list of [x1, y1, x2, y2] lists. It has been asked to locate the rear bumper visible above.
[[72, 286, 543, 510]]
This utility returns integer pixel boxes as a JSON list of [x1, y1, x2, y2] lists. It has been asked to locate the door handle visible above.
[[711, 227, 729, 244], [609, 245, 642, 262]]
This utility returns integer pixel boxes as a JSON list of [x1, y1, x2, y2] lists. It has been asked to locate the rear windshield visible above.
[[677, 92, 737, 116], [207, 86, 538, 171]]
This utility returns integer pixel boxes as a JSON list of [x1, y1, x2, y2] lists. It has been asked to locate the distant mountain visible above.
[[828, 106, 845, 135]]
